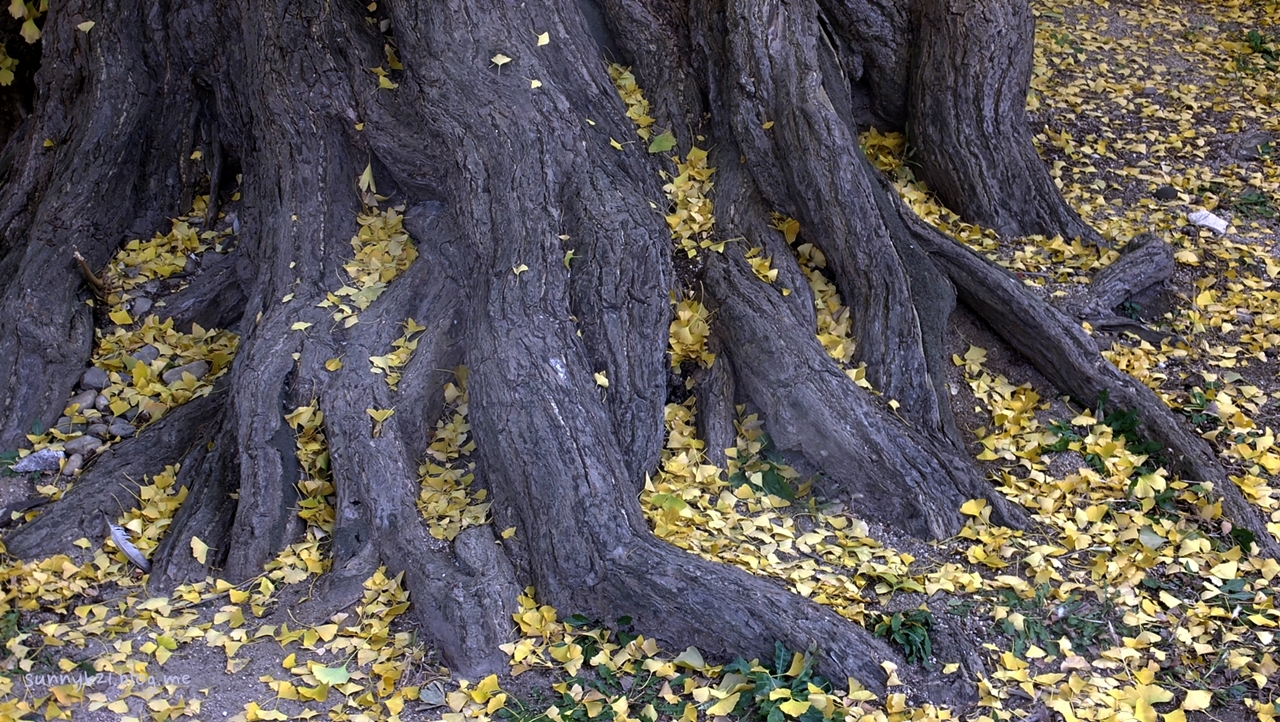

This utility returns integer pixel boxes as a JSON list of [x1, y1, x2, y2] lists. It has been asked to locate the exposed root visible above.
[[908, 0, 1102, 245], [910, 211, 1280, 559], [3, 392, 222, 559], [705, 243, 1026, 537]]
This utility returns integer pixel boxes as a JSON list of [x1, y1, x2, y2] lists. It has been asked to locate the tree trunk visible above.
[[907, 0, 1102, 244], [2, 0, 1275, 702]]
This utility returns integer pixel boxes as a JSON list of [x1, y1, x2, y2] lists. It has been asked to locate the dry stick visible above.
[[906, 217, 1280, 560], [72, 246, 106, 299]]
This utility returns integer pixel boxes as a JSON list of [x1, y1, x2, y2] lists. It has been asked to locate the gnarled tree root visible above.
[[906, 207, 1280, 560]]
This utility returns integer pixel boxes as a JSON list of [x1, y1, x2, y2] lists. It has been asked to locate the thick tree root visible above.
[[709, 0, 946, 428], [908, 0, 1102, 245], [705, 243, 1025, 538], [908, 212, 1280, 559], [1079, 234, 1175, 315], [6, 0, 1266, 697], [0, 0, 203, 449], [148, 419, 240, 588], [4, 392, 223, 559]]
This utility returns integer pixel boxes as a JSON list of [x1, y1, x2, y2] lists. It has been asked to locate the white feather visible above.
[[102, 512, 150, 572]]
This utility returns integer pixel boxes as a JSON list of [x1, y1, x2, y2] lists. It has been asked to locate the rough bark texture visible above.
[[1, 0, 1273, 700], [1078, 233, 1176, 317], [908, 0, 1101, 244]]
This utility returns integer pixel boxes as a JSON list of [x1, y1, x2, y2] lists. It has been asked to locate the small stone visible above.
[[1232, 130, 1275, 162], [62, 453, 83, 477], [87, 423, 110, 438], [132, 297, 152, 317], [123, 265, 141, 278], [63, 435, 104, 456], [94, 394, 110, 412], [184, 255, 199, 274], [66, 390, 97, 415], [108, 420, 136, 438], [13, 448, 64, 473], [132, 344, 161, 364], [53, 416, 74, 433], [80, 367, 110, 391], [1141, 86, 1158, 96], [162, 360, 210, 385], [1153, 185, 1178, 201]]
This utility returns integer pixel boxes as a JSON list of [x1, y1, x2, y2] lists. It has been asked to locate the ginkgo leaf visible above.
[[610, 138, 624, 150], [536, 32, 549, 46], [512, 264, 529, 275], [470, 674, 501, 703], [647, 132, 677, 153], [190, 536, 209, 564], [109, 309, 133, 325], [359, 163, 376, 193], [325, 358, 343, 371], [312, 664, 350, 685], [77, 20, 95, 32], [530, 79, 542, 88], [290, 321, 312, 331], [1132, 683, 1174, 722], [778, 699, 810, 717], [594, 371, 609, 387], [706, 693, 739, 717], [1208, 560, 1238, 580], [563, 250, 577, 268], [671, 646, 704, 670], [366, 408, 394, 422], [1181, 690, 1212, 711], [783, 651, 805, 676], [491, 53, 512, 67]]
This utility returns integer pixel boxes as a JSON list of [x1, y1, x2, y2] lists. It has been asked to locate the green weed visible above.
[[870, 609, 933, 666]]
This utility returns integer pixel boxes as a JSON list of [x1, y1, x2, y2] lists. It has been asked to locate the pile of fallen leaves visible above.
[[318, 195, 418, 328], [370, 318, 427, 391], [14, 198, 239, 493], [417, 369, 491, 541]]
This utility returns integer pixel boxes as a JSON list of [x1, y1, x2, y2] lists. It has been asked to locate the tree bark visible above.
[[908, 0, 1102, 244]]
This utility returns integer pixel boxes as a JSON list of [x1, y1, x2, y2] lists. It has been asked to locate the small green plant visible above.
[[729, 434, 804, 501], [1232, 30, 1279, 74], [870, 609, 933, 665], [0, 609, 23, 663], [1179, 389, 1222, 431], [721, 643, 834, 722], [1228, 189, 1277, 219], [0, 449, 17, 476], [1245, 30, 1279, 62], [993, 585, 1135, 657], [497, 615, 685, 722], [1047, 31, 1085, 58]]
